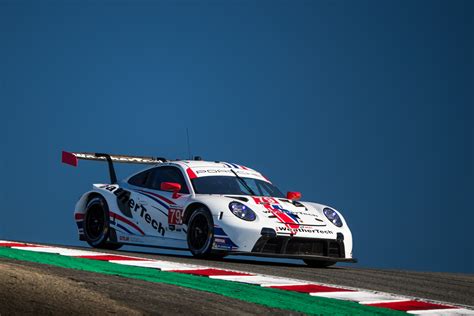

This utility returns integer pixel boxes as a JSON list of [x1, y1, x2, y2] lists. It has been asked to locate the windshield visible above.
[[191, 176, 285, 197]]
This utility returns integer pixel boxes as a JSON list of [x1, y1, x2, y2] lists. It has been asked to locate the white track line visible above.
[[211, 275, 310, 286], [310, 291, 406, 303], [109, 260, 209, 271], [408, 309, 474, 315], [11, 246, 104, 256]]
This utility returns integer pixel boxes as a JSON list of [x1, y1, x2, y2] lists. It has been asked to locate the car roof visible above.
[[171, 160, 254, 170], [144, 159, 270, 183]]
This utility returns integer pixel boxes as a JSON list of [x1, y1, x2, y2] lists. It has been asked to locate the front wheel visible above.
[[187, 207, 215, 258], [303, 259, 336, 268], [83, 196, 122, 250]]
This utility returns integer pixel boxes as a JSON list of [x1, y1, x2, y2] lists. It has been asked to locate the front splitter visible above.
[[228, 251, 357, 263]]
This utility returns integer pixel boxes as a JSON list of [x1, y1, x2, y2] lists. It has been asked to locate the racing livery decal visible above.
[[168, 207, 184, 232], [74, 213, 85, 238], [109, 211, 145, 236], [101, 185, 166, 236], [275, 226, 335, 235], [213, 226, 239, 250], [252, 197, 301, 232]]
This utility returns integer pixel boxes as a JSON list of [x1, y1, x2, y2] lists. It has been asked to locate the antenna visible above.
[[186, 128, 192, 160]]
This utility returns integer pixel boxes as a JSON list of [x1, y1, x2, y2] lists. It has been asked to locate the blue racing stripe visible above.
[[214, 227, 227, 236], [229, 163, 240, 168], [222, 162, 233, 168], [151, 205, 168, 217], [133, 190, 169, 210], [116, 223, 136, 235]]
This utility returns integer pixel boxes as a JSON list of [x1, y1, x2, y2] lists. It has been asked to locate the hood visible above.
[[227, 195, 329, 228]]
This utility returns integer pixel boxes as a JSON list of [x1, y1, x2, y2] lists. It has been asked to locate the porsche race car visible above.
[[62, 151, 356, 267]]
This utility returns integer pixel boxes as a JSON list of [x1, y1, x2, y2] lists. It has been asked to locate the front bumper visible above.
[[238, 235, 357, 263]]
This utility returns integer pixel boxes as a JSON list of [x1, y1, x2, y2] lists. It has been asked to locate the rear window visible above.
[[128, 170, 150, 187]]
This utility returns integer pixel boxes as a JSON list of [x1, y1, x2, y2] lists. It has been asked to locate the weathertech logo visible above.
[[276, 226, 334, 235], [102, 185, 165, 236]]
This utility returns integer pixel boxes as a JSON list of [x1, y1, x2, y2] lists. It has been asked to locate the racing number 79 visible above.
[[168, 208, 183, 225]]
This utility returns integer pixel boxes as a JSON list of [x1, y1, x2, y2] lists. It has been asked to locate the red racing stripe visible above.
[[186, 167, 197, 179], [269, 284, 354, 293], [366, 300, 457, 311], [0, 242, 40, 247], [74, 213, 84, 220], [76, 255, 149, 261], [137, 189, 176, 205], [109, 211, 145, 235], [170, 268, 253, 276], [264, 204, 299, 229]]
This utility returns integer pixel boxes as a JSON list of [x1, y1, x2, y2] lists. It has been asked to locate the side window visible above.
[[146, 166, 190, 194], [128, 170, 151, 187]]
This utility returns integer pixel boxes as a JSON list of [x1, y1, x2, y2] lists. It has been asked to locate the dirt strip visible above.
[[0, 258, 299, 315]]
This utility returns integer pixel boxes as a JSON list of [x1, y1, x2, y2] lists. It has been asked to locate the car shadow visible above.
[[117, 246, 345, 269]]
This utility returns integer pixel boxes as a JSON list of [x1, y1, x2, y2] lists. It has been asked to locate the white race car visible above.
[[62, 151, 356, 267]]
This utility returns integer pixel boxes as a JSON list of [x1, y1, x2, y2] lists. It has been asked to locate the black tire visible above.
[[84, 196, 122, 250], [187, 207, 216, 258], [100, 242, 122, 250], [303, 259, 336, 268]]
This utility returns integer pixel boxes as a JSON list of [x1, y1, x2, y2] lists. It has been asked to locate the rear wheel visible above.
[[303, 259, 336, 268], [84, 196, 122, 250], [187, 207, 216, 258]]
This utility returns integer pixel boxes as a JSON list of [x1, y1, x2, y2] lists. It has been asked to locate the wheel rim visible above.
[[85, 205, 105, 241], [189, 214, 210, 252]]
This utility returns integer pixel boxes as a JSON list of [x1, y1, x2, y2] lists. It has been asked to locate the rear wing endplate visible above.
[[61, 151, 166, 184]]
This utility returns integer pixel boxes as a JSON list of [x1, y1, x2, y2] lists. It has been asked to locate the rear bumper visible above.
[[242, 235, 357, 263]]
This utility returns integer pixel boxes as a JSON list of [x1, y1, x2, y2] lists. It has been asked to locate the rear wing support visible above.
[[61, 151, 167, 184], [96, 153, 118, 184]]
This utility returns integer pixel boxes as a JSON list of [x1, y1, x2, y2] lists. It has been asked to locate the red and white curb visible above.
[[1, 240, 472, 315]]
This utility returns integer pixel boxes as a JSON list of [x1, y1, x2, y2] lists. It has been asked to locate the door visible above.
[[133, 166, 190, 240]]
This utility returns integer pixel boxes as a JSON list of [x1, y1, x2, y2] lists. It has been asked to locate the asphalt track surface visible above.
[[1, 242, 473, 315]]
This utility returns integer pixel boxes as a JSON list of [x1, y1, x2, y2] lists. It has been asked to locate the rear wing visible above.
[[61, 151, 166, 184]]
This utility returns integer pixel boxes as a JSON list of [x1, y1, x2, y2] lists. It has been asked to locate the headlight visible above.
[[323, 208, 343, 227], [228, 202, 256, 221]]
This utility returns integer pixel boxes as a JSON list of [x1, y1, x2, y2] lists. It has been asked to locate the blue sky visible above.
[[1, 0, 472, 273]]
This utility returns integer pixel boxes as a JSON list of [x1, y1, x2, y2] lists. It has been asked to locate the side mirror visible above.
[[161, 182, 182, 198], [286, 191, 302, 201]]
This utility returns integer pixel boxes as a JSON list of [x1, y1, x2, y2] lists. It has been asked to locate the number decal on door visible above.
[[168, 208, 183, 225]]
